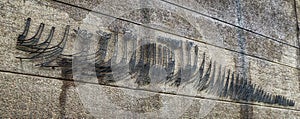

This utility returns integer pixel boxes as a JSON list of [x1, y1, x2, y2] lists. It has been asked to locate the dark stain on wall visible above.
[[235, 0, 254, 117]]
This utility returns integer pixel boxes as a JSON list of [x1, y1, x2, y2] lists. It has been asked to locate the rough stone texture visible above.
[[295, 1, 300, 114], [252, 106, 300, 119], [240, 0, 298, 47], [161, 0, 238, 26], [247, 54, 299, 109], [196, 16, 299, 69], [0, 0, 299, 118], [0, 72, 63, 118], [1, 70, 299, 118], [155, 0, 298, 51], [49, 0, 299, 69], [46, 0, 299, 109], [0, 72, 95, 118]]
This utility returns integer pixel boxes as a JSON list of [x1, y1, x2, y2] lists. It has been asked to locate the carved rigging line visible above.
[[15, 18, 295, 107]]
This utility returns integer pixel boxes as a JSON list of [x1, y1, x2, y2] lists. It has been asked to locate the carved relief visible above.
[[14, 1, 296, 118]]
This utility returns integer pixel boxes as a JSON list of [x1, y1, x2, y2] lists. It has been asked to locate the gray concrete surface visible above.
[[0, 0, 299, 118]]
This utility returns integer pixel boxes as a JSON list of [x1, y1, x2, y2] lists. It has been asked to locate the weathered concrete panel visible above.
[[49, 0, 299, 69], [247, 54, 299, 109], [0, 0, 81, 78], [138, 0, 238, 26], [0, 0, 298, 108], [252, 106, 300, 119], [0, 0, 299, 118], [0, 0, 298, 78], [51, 2, 298, 110], [1, 71, 299, 118], [240, 0, 298, 47], [0, 72, 63, 118], [0, 72, 96, 118], [146, 0, 298, 48]]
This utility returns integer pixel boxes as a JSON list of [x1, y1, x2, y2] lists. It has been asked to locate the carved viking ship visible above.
[[16, 18, 295, 107]]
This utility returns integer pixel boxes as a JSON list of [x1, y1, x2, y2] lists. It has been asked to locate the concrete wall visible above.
[[0, 0, 299, 118]]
